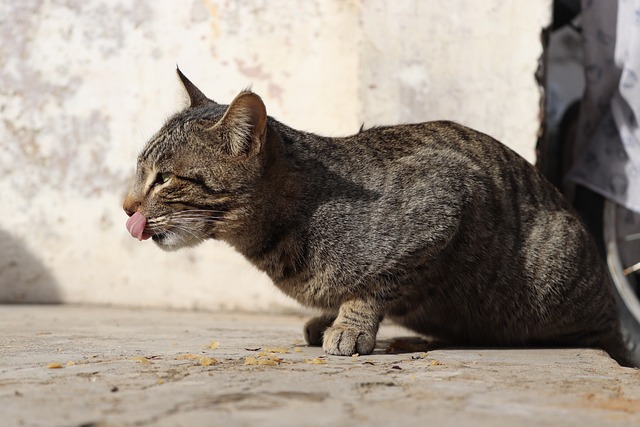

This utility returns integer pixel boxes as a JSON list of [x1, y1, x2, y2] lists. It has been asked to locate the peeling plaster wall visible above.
[[0, 1, 551, 311], [361, 1, 550, 158]]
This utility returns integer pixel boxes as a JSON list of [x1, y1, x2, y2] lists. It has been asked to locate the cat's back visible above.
[[307, 120, 531, 180], [294, 119, 586, 287], [286, 120, 561, 278], [306, 120, 562, 212], [353, 121, 535, 176]]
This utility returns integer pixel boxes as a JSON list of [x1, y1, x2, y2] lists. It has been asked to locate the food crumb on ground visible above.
[[263, 347, 289, 354], [244, 357, 259, 365], [175, 354, 200, 360], [258, 358, 280, 365], [130, 357, 153, 365], [47, 363, 63, 369], [198, 356, 217, 366], [244, 355, 282, 366], [305, 357, 327, 365]]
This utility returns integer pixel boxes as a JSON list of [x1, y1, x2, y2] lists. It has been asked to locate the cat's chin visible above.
[[152, 233, 204, 252]]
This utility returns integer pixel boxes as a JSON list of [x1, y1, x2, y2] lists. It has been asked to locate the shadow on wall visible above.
[[0, 229, 60, 303]]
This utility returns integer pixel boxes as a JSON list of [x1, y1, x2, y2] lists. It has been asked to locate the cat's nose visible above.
[[123, 196, 138, 217]]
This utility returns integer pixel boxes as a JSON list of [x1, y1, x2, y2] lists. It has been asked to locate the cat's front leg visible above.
[[322, 299, 381, 356]]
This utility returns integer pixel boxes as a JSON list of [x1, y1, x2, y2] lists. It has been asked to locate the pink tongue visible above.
[[126, 212, 151, 241]]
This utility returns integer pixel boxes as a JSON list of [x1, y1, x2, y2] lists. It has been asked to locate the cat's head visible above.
[[123, 68, 268, 251]]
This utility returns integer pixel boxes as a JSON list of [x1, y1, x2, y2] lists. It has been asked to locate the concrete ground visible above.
[[1, 305, 640, 427]]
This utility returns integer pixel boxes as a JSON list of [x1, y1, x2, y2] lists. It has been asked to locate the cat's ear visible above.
[[217, 91, 267, 157], [176, 66, 212, 108]]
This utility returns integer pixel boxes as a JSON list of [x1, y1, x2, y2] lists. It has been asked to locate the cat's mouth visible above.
[[126, 211, 209, 251], [126, 212, 152, 241], [125, 212, 170, 243]]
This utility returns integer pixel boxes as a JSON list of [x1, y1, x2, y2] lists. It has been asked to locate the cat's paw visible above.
[[303, 314, 336, 346], [322, 325, 376, 356]]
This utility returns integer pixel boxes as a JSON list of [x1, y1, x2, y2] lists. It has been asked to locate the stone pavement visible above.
[[1, 305, 640, 427]]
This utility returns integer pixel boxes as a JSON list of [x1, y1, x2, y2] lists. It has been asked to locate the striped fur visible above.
[[123, 71, 630, 366]]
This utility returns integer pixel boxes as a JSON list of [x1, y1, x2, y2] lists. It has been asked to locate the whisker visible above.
[[146, 218, 218, 240], [171, 209, 228, 216], [148, 215, 224, 225], [169, 214, 225, 219], [158, 223, 202, 240], [169, 214, 226, 221], [144, 207, 231, 241], [170, 217, 224, 223], [172, 226, 201, 239]]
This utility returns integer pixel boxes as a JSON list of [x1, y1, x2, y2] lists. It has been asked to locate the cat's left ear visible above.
[[176, 66, 212, 108], [217, 91, 267, 157]]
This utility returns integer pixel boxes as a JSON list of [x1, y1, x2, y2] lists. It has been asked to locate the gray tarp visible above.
[[568, 0, 640, 213]]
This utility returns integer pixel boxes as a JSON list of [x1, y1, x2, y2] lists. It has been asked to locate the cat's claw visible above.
[[322, 325, 376, 356]]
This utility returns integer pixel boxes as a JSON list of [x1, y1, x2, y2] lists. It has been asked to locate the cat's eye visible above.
[[154, 172, 173, 186]]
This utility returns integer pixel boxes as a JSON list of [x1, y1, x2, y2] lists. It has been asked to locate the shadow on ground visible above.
[[376, 336, 444, 354], [0, 229, 60, 303]]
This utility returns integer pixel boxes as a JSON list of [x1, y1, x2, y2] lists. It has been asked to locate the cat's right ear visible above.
[[216, 91, 267, 158], [176, 66, 212, 108]]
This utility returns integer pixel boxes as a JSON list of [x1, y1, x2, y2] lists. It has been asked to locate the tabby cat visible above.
[[124, 69, 630, 366]]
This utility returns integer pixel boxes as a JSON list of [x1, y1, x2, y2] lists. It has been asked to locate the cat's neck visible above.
[[224, 121, 319, 280]]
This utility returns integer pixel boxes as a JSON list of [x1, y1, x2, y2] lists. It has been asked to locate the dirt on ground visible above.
[[2, 305, 639, 427]]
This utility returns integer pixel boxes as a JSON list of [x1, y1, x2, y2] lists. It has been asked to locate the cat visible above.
[[123, 68, 631, 367]]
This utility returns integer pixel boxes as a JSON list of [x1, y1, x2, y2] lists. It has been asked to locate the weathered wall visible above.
[[0, 0, 551, 311], [361, 1, 549, 157]]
